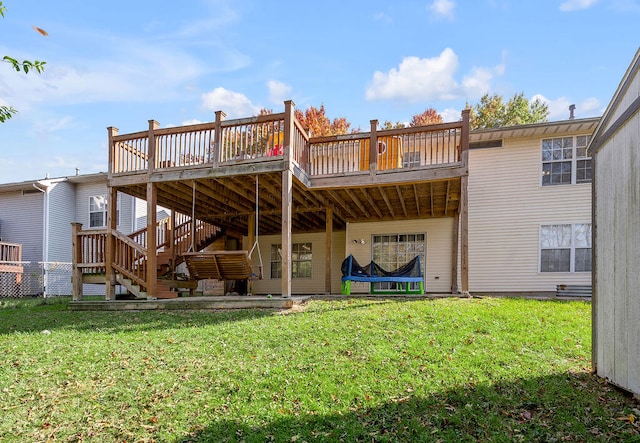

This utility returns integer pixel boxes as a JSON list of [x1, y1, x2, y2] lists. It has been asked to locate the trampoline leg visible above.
[[341, 280, 351, 295]]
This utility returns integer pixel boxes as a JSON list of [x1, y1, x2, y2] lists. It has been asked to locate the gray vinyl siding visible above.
[[74, 183, 135, 234], [468, 135, 592, 293], [47, 182, 76, 262], [0, 190, 44, 262]]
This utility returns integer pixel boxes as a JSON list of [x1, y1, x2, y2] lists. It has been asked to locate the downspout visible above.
[[32, 182, 50, 298]]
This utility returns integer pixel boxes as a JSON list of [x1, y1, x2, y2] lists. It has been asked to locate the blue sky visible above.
[[0, 0, 637, 183]]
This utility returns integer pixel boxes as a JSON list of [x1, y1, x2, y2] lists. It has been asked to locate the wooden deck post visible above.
[[460, 109, 470, 294], [369, 119, 378, 176], [71, 222, 83, 301], [325, 207, 333, 294], [148, 120, 159, 174], [213, 110, 226, 167], [107, 126, 119, 179], [146, 182, 157, 297], [283, 100, 295, 163], [105, 186, 118, 300], [281, 169, 293, 298], [451, 211, 460, 294], [168, 210, 175, 277]]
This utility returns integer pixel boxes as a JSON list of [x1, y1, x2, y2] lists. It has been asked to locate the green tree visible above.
[[468, 93, 549, 129], [1, 1, 47, 123], [380, 120, 406, 130]]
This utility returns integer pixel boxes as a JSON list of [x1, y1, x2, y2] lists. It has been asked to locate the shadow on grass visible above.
[[176, 372, 639, 443]]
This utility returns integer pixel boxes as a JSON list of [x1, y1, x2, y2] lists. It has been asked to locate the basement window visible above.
[[270, 243, 312, 279]]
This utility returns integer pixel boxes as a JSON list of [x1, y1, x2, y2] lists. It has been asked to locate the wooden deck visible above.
[[107, 102, 470, 235], [71, 101, 471, 301]]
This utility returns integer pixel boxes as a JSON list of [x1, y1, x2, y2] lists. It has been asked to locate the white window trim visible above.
[[540, 134, 592, 187], [539, 223, 592, 273], [88, 194, 121, 228]]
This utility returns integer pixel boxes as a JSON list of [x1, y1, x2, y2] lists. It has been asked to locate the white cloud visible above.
[[440, 107, 462, 122], [429, 0, 456, 20], [532, 94, 602, 120], [366, 48, 504, 103], [560, 0, 598, 11], [182, 119, 203, 126], [267, 80, 293, 105], [201, 87, 260, 117]]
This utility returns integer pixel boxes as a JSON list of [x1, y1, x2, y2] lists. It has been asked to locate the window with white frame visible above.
[[540, 223, 591, 272], [372, 233, 425, 290], [89, 194, 120, 228], [541, 135, 592, 186], [270, 243, 312, 279]]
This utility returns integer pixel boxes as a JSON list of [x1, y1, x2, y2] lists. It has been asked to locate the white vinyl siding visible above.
[[468, 134, 592, 293]]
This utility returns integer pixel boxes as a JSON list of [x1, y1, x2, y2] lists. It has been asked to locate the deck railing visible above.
[[308, 121, 465, 177], [0, 241, 22, 263], [109, 102, 469, 179], [112, 231, 147, 288], [74, 230, 107, 275]]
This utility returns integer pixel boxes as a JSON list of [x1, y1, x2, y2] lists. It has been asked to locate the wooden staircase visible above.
[[74, 216, 223, 300]]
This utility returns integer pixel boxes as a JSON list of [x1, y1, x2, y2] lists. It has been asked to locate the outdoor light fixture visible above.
[[352, 239, 366, 245]]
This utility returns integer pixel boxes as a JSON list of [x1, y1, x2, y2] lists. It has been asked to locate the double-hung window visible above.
[[89, 194, 120, 228], [541, 135, 592, 185], [270, 243, 312, 279], [540, 223, 591, 272]]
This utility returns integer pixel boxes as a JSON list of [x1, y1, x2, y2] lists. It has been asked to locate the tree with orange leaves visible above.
[[294, 104, 357, 136], [409, 108, 443, 127]]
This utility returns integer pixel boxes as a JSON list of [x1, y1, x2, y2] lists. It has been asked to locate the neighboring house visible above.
[[591, 48, 640, 398], [0, 173, 143, 295]]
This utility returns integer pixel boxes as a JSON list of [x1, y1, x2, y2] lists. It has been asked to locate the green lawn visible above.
[[1, 297, 638, 442]]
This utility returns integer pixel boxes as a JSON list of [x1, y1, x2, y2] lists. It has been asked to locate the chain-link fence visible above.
[[0, 262, 73, 298]]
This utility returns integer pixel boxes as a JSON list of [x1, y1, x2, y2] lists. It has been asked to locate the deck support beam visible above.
[[459, 109, 470, 294], [451, 211, 460, 294], [325, 207, 333, 294], [146, 182, 158, 297], [105, 186, 118, 300], [71, 222, 83, 301], [281, 170, 292, 298]]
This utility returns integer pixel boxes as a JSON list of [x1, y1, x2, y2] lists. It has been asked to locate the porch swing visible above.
[[182, 177, 264, 282]]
